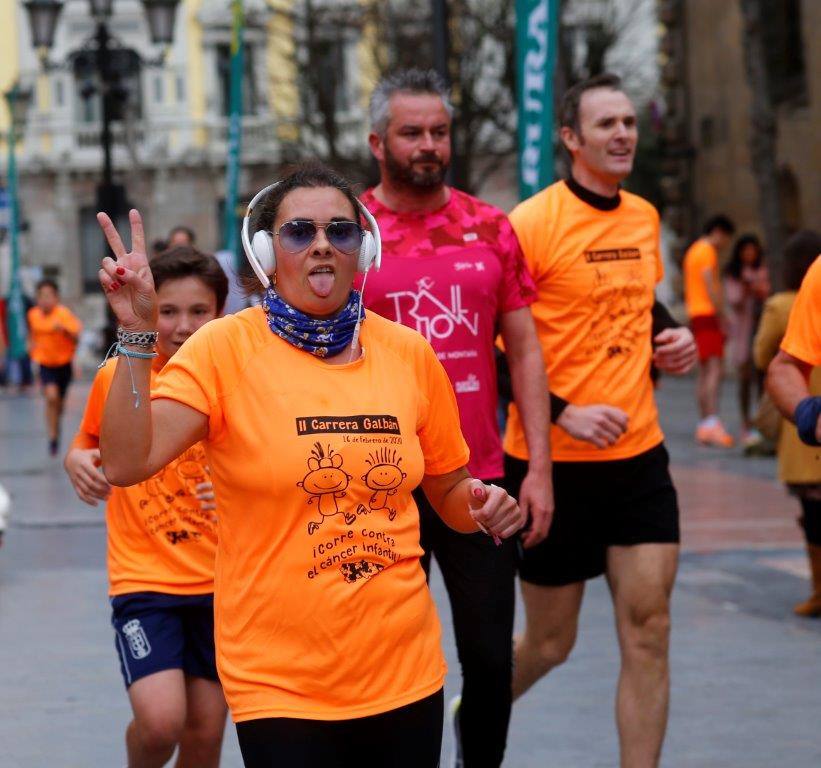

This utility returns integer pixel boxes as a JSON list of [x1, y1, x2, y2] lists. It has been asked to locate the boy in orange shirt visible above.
[[682, 216, 736, 447], [27, 279, 82, 455], [64, 248, 229, 768]]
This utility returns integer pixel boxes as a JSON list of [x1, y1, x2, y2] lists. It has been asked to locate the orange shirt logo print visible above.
[[298, 442, 355, 534], [585, 252, 649, 361], [139, 467, 175, 510], [175, 445, 208, 496], [357, 448, 407, 521]]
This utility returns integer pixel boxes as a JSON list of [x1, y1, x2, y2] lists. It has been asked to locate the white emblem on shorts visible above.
[[122, 619, 152, 659]]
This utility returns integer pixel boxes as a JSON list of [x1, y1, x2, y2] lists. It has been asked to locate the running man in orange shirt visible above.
[[682, 215, 737, 447], [64, 247, 229, 768], [27, 279, 82, 455], [504, 74, 697, 768]]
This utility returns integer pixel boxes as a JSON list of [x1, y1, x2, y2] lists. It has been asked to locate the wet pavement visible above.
[[1, 375, 818, 767]]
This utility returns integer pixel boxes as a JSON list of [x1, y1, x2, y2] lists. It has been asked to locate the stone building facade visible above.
[[657, 0, 819, 265]]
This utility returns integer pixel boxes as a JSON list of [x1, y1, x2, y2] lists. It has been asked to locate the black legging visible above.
[[236, 690, 443, 767], [415, 485, 516, 768], [800, 497, 821, 546]]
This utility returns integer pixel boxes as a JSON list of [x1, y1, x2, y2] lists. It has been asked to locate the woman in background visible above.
[[724, 234, 770, 450], [753, 230, 821, 617]]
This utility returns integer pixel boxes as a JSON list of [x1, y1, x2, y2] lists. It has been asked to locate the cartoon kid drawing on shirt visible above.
[[174, 445, 209, 497], [298, 442, 354, 534], [357, 448, 407, 521], [138, 468, 175, 509]]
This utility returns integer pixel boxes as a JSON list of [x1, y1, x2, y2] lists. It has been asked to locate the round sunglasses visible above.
[[275, 219, 363, 254]]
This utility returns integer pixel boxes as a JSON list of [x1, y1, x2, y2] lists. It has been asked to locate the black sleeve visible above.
[[550, 392, 569, 423], [651, 299, 681, 336]]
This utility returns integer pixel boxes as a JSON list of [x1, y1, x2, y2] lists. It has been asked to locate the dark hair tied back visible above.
[[242, 162, 361, 293]]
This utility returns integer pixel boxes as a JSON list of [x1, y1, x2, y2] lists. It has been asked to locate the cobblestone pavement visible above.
[[1, 375, 818, 767]]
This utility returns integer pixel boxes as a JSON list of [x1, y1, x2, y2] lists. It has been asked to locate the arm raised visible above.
[[95, 209, 209, 485]]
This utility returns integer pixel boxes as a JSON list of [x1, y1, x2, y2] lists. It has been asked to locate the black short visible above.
[[111, 591, 218, 688], [38, 362, 73, 398], [504, 443, 679, 586], [236, 689, 443, 768]]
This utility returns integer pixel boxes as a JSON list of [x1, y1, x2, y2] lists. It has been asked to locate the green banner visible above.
[[5, 123, 27, 359], [223, 0, 244, 267], [515, 0, 559, 200]]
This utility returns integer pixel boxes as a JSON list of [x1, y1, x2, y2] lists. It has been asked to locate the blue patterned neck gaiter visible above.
[[261, 287, 363, 358]]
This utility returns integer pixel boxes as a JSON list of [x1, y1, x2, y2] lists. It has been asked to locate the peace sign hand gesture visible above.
[[97, 209, 157, 332]]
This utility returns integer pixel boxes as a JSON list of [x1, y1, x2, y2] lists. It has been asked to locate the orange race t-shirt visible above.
[[27, 304, 82, 367], [683, 239, 719, 318], [151, 307, 470, 723], [781, 255, 821, 366], [73, 357, 216, 596], [504, 180, 665, 462]]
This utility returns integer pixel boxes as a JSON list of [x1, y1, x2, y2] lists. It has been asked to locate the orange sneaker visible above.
[[696, 422, 735, 447]]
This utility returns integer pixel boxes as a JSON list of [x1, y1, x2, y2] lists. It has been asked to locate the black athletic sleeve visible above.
[[651, 299, 681, 336], [550, 392, 569, 423]]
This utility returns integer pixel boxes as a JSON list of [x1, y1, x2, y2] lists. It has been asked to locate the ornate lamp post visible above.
[[3, 82, 33, 366], [23, 0, 180, 343], [24, 0, 180, 216]]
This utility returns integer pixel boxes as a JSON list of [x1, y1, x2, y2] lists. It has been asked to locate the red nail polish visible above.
[[111, 283, 119, 291], [116, 267, 125, 275], [473, 487, 484, 498]]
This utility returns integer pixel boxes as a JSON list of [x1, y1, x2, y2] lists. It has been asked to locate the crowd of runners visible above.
[[0, 67, 814, 768]]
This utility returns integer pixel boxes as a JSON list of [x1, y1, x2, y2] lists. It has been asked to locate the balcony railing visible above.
[[20, 114, 282, 167]]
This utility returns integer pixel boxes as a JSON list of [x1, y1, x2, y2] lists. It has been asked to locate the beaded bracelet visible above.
[[117, 344, 158, 360], [117, 326, 159, 349], [98, 342, 158, 409]]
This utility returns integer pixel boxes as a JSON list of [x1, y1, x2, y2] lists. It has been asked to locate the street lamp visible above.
[[3, 82, 33, 366], [22, 0, 64, 52], [142, 0, 181, 45], [23, 0, 180, 344]]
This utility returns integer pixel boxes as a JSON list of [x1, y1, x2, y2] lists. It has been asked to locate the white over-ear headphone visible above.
[[240, 182, 382, 289]]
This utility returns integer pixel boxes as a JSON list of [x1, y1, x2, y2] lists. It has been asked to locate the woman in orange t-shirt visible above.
[[64, 247, 229, 768], [94, 164, 524, 767]]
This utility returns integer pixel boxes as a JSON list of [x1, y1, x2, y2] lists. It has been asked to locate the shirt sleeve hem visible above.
[[424, 450, 470, 478], [150, 392, 212, 418], [781, 338, 821, 367]]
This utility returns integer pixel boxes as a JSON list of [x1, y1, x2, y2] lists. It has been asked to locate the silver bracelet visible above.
[[117, 327, 159, 349]]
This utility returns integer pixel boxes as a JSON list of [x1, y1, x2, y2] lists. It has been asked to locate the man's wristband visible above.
[[794, 397, 821, 447], [550, 392, 569, 424], [651, 299, 681, 336]]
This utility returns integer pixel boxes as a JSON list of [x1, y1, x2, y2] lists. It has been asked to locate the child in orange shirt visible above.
[[64, 247, 229, 768], [27, 279, 82, 455]]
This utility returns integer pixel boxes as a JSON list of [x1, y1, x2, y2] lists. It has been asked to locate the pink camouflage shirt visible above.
[[361, 187, 537, 480]]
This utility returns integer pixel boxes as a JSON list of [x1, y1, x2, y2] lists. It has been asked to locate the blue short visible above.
[[38, 362, 73, 398], [111, 591, 218, 689]]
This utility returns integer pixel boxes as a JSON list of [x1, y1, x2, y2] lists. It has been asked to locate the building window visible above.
[[314, 38, 352, 114], [54, 78, 64, 107], [153, 74, 164, 104], [72, 49, 144, 124], [79, 206, 130, 292], [176, 75, 185, 103], [762, 0, 807, 106], [216, 43, 259, 116]]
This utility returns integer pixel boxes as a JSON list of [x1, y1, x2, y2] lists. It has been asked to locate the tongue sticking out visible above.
[[307, 271, 335, 298]]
